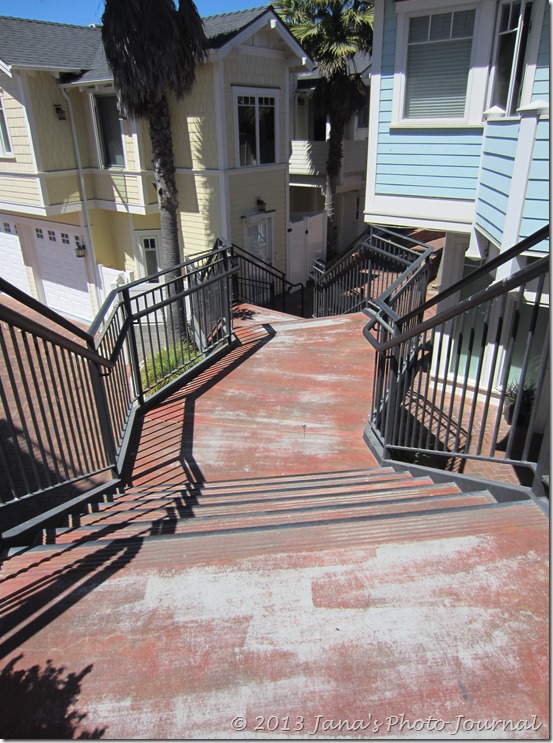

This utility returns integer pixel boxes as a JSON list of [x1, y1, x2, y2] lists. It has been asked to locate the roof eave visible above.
[[0, 59, 12, 76], [212, 8, 313, 70]]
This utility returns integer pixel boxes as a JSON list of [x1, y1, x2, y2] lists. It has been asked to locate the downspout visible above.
[[60, 86, 100, 313]]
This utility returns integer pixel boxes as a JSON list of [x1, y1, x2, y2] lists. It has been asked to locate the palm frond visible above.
[[102, 0, 207, 116]]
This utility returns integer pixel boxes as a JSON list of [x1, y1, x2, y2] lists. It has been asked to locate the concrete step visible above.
[[54, 490, 496, 545], [93, 472, 425, 512], [78, 479, 461, 525], [125, 466, 401, 495], [2, 501, 544, 579]]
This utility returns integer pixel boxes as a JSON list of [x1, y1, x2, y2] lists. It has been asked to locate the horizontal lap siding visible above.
[[474, 120, 519, 246], [376, 2, 480, 202], [520, 120, 549, 250], [0, 174, 42, 206]]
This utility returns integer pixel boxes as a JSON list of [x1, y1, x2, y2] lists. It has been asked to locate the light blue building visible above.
[[364, 0, 549, 389]]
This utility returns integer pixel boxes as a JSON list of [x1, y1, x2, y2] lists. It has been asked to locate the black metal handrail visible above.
[[0, 246, 239, 541], [364, 225, 550, 493], [399, 224, 549, 326], [313, 225, 434, 318], [213, 237, 305, 316], [0, 276, 92, 343]]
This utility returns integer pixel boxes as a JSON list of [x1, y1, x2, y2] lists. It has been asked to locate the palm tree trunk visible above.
[[146, 93, 186, 341], [325, 117, 345, 258]]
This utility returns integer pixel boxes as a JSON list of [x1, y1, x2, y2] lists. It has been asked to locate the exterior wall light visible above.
[[75, 237, 86, 258], [54, 104, 67, 120], [256, 198, 266, 211]]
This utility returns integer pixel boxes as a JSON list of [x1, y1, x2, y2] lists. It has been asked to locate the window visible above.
[[235, 88, 277, 166], [48, 230, 56, 242], [403, 9, 476, 119], [0, 97, 12, 156], [35, 228, 43, 239], [3, 222, 11, 233], [95, 95, 125, 168], [489, 1, 533, 114], [143, 237, 159, 281], [61, 233, 70, 244], [357, 102, 369, 129]]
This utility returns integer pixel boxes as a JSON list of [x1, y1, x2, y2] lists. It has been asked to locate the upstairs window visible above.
[[0, 97, 13, 156], [95, 95, 125, 168], [403, 8, 476, 119], [489, 0, 533, 114], [235, 88, 278, 166]]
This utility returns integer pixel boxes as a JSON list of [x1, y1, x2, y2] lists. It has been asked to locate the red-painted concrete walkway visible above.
[[0, 306, 549, 739], [131, 307, 380, 486]]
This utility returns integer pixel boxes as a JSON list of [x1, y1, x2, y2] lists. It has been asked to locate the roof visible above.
[[0, 16, 100, 71], [297, 51, 371, 89], [0, 6, 308, 82], [203, 6, 270, 49]]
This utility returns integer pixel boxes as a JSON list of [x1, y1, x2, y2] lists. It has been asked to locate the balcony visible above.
[[290, 139, 367, 181]]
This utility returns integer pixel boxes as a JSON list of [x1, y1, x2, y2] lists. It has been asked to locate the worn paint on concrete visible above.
[[0, 506, 548, 739], [0, 306, 548, 739]]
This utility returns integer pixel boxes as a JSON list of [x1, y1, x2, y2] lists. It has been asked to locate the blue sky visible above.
[[2, 0, 261, 26]]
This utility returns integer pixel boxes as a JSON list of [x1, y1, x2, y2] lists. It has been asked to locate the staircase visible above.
[[4, 467, 539, 565]]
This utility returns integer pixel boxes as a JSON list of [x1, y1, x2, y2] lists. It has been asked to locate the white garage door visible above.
[[0, 219, 32, 295], [33, 225, 94, 321]]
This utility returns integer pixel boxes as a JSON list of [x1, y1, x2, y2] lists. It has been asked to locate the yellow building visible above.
[[0, 8, 311, 320]]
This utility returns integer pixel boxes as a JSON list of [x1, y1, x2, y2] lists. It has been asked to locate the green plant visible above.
[[141, 339, 198, 393], [504, 379, 536, 424]]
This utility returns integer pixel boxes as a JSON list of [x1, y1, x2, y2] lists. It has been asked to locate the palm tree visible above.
[[102, 0, 207, 335], [276, 0, 373, 256]]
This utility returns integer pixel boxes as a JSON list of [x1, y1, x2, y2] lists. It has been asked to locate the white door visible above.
[[245, 215, 272, 265], [0, 219, 32, 295], [242, 214, 274, 305], [286, 212, 327, 285], [33, 225, 94, 320]]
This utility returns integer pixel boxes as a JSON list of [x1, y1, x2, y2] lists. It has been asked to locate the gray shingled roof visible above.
[[297, 51, 371, 87], [203, 6, 270, 48], [0, 16, 101, 70], [0, 6, 277, 80]]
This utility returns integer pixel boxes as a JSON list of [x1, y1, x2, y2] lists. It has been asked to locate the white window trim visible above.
[[0, 95, 13, 156], [391, 0, 494, 127], [90, 92, 127, 170], [233, 85, 280, 167], [135, 229, 162, 281], [485, 0, 546, 116]]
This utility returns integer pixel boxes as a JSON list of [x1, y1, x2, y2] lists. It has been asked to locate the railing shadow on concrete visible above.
[[0, 248, 239, 546]]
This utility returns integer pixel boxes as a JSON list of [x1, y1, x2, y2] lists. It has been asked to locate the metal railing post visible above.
[[87, 354, 118, 477], [121, 286, 144, 405]]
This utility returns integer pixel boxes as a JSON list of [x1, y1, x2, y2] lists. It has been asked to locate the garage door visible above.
[[0, 219, 32, 295], [33, 225, 94, 321]]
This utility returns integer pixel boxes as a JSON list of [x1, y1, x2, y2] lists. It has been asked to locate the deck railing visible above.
[[363, 225, 550, 493], [0, 248, 238, 536], [312, 226, 434, 318], [214, 237, 304, 316]]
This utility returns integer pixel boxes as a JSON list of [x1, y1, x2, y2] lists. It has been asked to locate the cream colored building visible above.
[[0, 8, 311, 321]]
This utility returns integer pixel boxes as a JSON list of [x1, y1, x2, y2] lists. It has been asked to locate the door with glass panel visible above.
[[243, 215, 273, 306]]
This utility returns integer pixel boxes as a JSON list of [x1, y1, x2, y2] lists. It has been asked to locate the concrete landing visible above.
[[131, 308, 380, 486]]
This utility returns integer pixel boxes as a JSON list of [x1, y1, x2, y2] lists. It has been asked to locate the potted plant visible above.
[[503, 379, 536, 425]]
